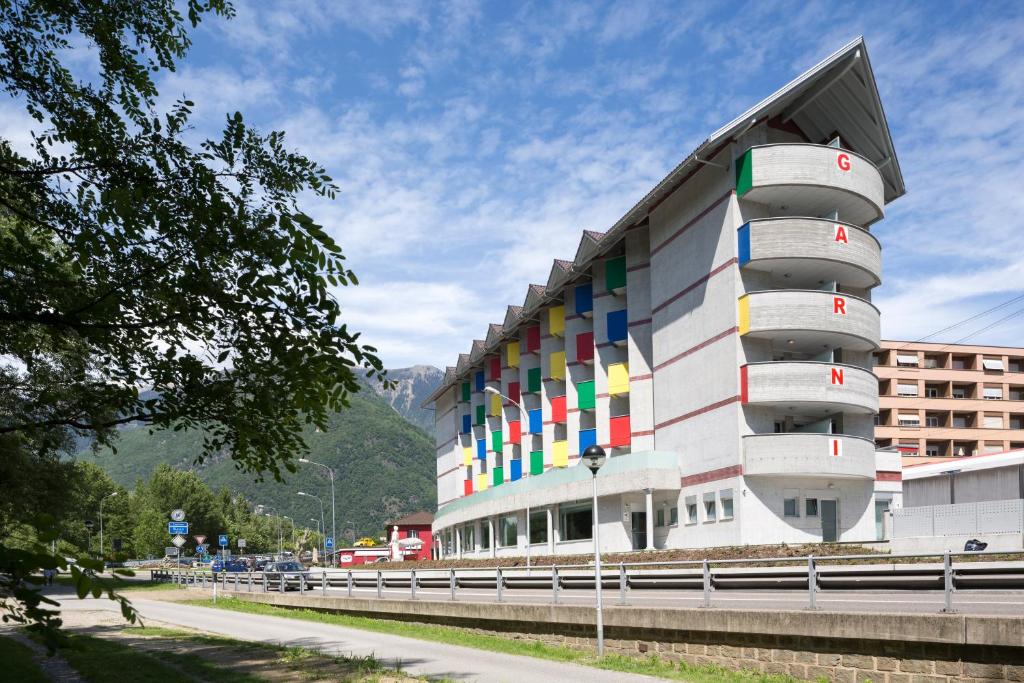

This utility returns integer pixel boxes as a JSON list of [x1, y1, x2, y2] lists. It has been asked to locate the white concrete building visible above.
[[425, 38, 906, 557]]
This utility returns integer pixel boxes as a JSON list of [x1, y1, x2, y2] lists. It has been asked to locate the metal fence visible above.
[[152, 549, 1024, 614], [893, 499, 1024, 538]]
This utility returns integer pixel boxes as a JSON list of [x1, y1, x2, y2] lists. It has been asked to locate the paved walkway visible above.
[[55, 594, 669, 682], [1, 627, 84, 682]]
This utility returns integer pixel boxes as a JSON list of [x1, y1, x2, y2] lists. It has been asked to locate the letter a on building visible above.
[[834, 224, 848, 243]]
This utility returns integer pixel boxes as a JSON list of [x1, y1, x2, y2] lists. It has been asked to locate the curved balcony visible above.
[[738, 290, 880, 352], [741, 361, 878, 414], [743, 433, 876, 479], [736, 144, 884, 226], [738, 217, 881, 289]]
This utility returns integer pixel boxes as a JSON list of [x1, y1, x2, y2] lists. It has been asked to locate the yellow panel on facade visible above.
[[737, 295, 750, 335], [550, 350, 566, 380], [608, 362, 630, 396], [463, 446, 473, 466], [476, 473, 489, 491], [490, 392, 502, 415], [549, 305, 565, 337], [552, 440, 568, 467], [507, 341, 520, 368]]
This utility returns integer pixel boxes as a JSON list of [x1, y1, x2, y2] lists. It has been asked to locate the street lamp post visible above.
[[299, 458, 336, 566], [483, 386, 534, 572], [298, 492, 326, 565], [99, 491, 118, 561], [581, 445, 607, 657], [282, 516, 294, 553]]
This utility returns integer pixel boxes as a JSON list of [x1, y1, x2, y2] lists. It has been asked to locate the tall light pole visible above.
[[282, 515, 294, 553], [299, 458, 336, 566], [484, 386, 533, 571], [581, 445, 607, 657], [262, 510, 282, 557], [298, 492, 326, 564], [99, 491, 118, 561]]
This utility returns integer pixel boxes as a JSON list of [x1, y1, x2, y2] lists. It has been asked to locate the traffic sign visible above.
[[325, 537, 334, 549], [194, 535, 207, 545], [84, 519, 94, 529], [196, 544, 208, 554], [168, 521, 189, 534], [170, 509, 186, 522], [237, 538, 246, 548], [171, 535, 186, 548], [218, 534, 228, 547], [164, 547, 179, 555]]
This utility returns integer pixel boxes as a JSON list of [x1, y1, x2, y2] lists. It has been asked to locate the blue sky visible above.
[[6, 1, 1024, 369]]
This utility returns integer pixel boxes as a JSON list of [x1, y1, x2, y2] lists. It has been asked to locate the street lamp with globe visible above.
[[581, 444, 607, 656]]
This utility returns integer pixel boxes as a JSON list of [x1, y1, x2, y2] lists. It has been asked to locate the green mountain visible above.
[[360, 364, 443, 432], [76, 389, 436, 542]]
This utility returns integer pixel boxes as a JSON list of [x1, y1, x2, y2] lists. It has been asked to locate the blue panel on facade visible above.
[[579, 428, 598, 453], [476, 438, 486, 460], [607, 309, 628, 344], [575, 283, 593, 316], [737, 222, 751, 266], [461, 414, 471, 434], [528, 408, 543, 434], [510, 458, 522, 481], [474, 370, 484, 392]]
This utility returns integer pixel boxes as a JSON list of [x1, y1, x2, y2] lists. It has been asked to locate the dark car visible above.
[[210, 558, 248, 573], [263, 561, 310, 590]]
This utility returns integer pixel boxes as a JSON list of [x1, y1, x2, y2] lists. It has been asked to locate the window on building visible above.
[[925, 415, 940, 427], [805, 498, 819, 517], [897, 383, 918, 397], [984, 443, 1004, 454], [1009, 359, 1023, 373], [784, 498, 799, 517], [952, 387, 967, 399], [559, 503, 592, 541], [925, 445, 940, 456], [480, 522, 490, 550], [704, 498, 716, 522], [528, 510, 547, 545], [898, 413, 920, 427], [952, 415, 968, 428], [498, 515, 518, 547], [656, 508, 665, 527], [983, 386, 1003, 400], [925, 387, 939, 398], [462, 525, 475, 551], [952, 357, 966, 369], [685, 497, 698, 525], [407, 530, 417, 539], [669, 507, 679, 526], [897, 354, 919, 367], [1010, 387, 1024, 400], [720, 490, 734, 520], [873, 414, 880, 426], [1010, 415, 1024, 430], [923, 356, 941, 369], [983, 358, 1005, 371], [983, 415, 1004, 429]]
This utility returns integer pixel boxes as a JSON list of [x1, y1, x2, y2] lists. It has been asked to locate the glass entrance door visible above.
[[630, 512, 647, 550], [821, 500, 838, 542]]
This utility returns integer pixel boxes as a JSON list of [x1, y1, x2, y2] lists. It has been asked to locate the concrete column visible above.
[[456, 527, 462, 560], [645, 488, 655, 550], [488, 518, 496, 559], [474, 521, 482, 553], [546, 507, 555, 555]]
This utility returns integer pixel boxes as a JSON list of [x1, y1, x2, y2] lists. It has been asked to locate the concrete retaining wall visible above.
[[216, 590, 1024, 682]]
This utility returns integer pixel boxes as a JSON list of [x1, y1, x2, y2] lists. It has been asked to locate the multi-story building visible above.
[[425, 37, 905, 556], [874, 341, 1024, 464]]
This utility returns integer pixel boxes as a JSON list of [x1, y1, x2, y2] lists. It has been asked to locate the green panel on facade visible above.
[[492, 466, 503, 486], [461, 382, 470, 402], [577, 380, 596, 410], [605, 256, 626, 292], [475, 404, 485, 425], [527, 367, 542, 393], [735, 149, 753, 195], [491, 430, 503, 453], [529, 450, 544, 476]]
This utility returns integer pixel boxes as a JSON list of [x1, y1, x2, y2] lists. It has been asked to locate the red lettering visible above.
[[837, 152, 851, 171], [833, 296, 846, 315], [834, 225, 848, 243], [831, 367, 844, 385]]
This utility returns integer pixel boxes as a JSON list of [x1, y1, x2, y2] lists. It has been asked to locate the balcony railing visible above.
[[743, 432, 876, 479], [742, 361, 878, 414], [739, 290, 880, 352]]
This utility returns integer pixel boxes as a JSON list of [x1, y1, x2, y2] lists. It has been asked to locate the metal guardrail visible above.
[[151, 549, 1024, 614]]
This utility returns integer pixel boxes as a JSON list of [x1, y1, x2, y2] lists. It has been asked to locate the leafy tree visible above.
[[131, 465, 225, 557]]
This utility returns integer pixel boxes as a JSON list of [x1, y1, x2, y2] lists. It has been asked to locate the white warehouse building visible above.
[[425, 38, 906, 558]]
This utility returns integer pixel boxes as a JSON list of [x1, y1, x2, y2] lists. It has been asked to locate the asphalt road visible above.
[[209, 579, 1024, 616], [55, 594, 668, 683]]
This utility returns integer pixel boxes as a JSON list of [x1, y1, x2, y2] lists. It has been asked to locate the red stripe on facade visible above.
[[436, 465, 462, 478], [650, 191, 733, 257], [653, 327, 738, 372], [652, 258, 737, 315], [631, 429, 655, 437], [628, 318, 652, 327], [655, 395, 741, 430], [630, 373, 653, 382], [682, 464, 743, 487], [740, 365, 748, 404], [876, 471, 902, 481]]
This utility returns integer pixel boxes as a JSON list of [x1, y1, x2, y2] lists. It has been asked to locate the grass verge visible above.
[[0, 634, 49, 683], [43, 574, 180, 591], [185, 597, 801, 683]]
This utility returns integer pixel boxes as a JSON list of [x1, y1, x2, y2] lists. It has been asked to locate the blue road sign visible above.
[[168, 522, 189, 535], [218, 534, 228, 547], [196, 544, 207, 554], [325, 537, 334, 549]]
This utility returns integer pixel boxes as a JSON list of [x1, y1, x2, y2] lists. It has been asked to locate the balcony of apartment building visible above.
[[739, 289, 879, 353], [743, 410, 875, 479], [735, 143, 884, 227]]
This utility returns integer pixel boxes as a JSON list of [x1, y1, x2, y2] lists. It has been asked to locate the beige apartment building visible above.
[[874, 341, 1024, 464]]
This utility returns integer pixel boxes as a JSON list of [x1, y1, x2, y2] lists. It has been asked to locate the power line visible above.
[[893, 292, 1024, 350]]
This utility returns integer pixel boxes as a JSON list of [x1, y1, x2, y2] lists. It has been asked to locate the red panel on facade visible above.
[[739, 365, 748, 404], [463, 479, 473, 495], [526, 326, 541, 353], [509, 420, 521, 444], [489, 356, 501, 380], [610, 415, 631, 447], [576, 331, 594, 363], [551, 395, 567, 423], [509, 381, 521, 404]]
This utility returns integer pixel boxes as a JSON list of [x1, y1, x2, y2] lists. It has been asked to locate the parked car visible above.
[[262, 561, 310, 590], [210, 558, 248, 573]]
